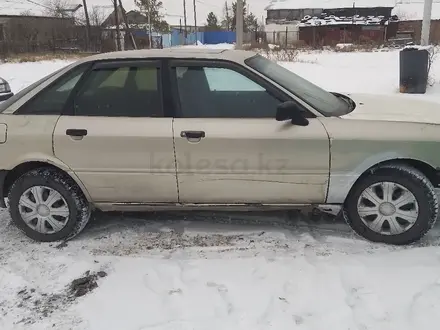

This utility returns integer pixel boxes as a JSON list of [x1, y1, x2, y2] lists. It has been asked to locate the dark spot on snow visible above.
[[55, 241, 68, 249], [97, 271, 107, 278], [8, 270, 108, 325], [168, 288, 182, 295], [69, 270, 107, 298], [293, 315, 304, 325], [70, 274, 98, 297]]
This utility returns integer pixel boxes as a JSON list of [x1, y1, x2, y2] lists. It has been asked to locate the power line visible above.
[[196, 0, 222, 9], [25, 0, 52, 10]]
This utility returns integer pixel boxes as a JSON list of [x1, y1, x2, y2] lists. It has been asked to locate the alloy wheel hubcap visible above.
[[378, 202, 396, 216], [357, 182, 419, 236], [18, 186, 70, 234]]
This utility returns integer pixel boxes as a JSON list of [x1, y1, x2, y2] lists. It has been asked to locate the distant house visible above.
[[393, 2, 440, 44], [0, 2, 81, 53], [101, 6, 149, 28], [100, 6, 169, 50], [298, 15, 399, 46], [264, 0, 398, 45], [265, 0, 396, 25]]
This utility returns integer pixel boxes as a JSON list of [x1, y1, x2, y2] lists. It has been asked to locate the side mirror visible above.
[[0, 92, 14, 102], [0, 78, 13, 102], [276, 101, 309, 126]]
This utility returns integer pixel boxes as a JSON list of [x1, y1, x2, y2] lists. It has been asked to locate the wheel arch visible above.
[[345, 158, 439, 203], [326, 155, 440, 205], [2, 161, 92, 204]]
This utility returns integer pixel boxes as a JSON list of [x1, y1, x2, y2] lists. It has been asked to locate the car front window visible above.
[[245, 54, 351, 117], [0, 68, 64, 113]]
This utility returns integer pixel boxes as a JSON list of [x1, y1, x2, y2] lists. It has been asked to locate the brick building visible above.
[[393, 2, 440, 44], [298, 15, 399, 46]]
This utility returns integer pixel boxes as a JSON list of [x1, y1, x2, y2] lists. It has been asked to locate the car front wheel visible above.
[[344, 163, 439, 245], [8, 167, 91, 242]]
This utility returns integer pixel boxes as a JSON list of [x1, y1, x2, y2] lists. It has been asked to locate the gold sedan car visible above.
[[0, 48, 439, 245]]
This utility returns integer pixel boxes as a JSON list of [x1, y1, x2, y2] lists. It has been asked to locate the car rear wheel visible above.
[[344, 163, 438, 245], [8, 167, 91, 242]]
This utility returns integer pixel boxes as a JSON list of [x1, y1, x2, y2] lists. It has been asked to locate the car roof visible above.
[[76, 48, 257, 64]]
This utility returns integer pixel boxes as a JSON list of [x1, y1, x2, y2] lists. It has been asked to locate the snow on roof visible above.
[[299, 14, 395, 26], [266, 0, 397, 11], [392, 3, 440, 21]]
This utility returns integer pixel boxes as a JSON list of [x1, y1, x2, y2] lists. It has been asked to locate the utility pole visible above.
[[236, 0, 244, 49], [147, 4, 152, 48], [113, 0, 121, 51], [118, 0, 137, 49], [82, 0, 91, 51], [193, 0, 197, 36], [183, 0, 187, 41], [421, 0, 434, 46]]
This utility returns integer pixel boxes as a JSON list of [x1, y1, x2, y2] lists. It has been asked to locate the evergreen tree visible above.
[[134, 0, 169, 32], [231, 0, 259, 32], [245, 12, 259, 32], [206, 12, 221, 30]]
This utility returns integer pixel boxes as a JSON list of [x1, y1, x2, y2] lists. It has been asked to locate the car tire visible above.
[[344, 163, 438, 245], [8, 167, 91, 242]]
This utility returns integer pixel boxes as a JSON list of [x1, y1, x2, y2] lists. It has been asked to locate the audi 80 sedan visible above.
[[1, 48, 440, 245]]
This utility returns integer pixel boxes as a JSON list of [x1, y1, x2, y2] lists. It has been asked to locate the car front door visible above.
[[53, 60, 178, 204], [169, 60, 330, 204]]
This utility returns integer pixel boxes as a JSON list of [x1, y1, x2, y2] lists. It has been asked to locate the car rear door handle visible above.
[[180, 131, 205, 139], [66, 129, 88, 137]]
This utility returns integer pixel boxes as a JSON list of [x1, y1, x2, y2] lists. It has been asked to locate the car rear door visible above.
[[169, 60, 330, 204], [53, 60, 178, 204]]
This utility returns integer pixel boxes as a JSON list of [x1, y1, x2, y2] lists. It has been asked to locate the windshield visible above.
[[0, 67, 64, 113], [245, 55, 350, 116]]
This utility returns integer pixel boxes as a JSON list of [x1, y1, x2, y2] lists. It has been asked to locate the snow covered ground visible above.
[[2, 49, 440, 330]]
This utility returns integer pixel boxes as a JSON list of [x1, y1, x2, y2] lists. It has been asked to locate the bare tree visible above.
[[76, 6, 106, 26], [43, 0, 74, 18], [20, 10, 33, 16], [89, 6, 106, 26]]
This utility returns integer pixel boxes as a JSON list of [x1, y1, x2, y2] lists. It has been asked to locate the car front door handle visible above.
[[66, 129, 88, 137], [180, 131, 205, 139]]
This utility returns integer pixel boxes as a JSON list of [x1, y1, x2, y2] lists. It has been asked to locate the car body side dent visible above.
[[320, 117, 440, 204], [326, 151, 412, 203]]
